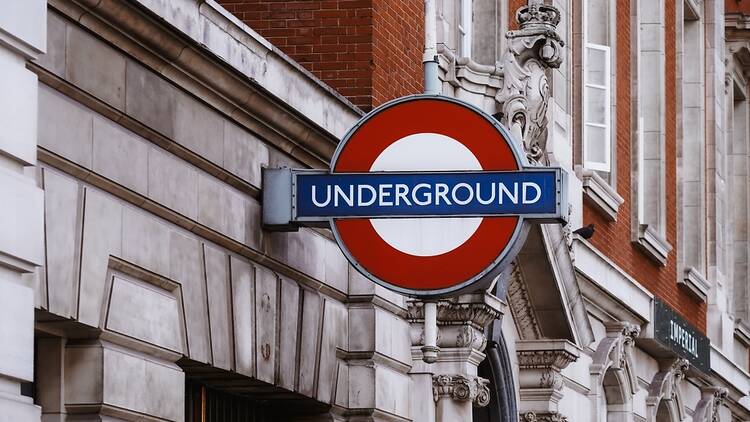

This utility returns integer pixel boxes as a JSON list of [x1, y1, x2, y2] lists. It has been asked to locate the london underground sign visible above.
[[263, 95, 567, 297]]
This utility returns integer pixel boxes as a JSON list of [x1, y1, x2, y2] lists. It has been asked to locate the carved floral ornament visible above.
[[522, 412, 568, 422], [432, 374, 491, 407]]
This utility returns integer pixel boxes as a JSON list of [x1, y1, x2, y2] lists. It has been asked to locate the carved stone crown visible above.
[[516, 0, 562, 32]]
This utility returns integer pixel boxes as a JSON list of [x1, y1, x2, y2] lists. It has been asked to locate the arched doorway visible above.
[[473, 320, 518, 422]]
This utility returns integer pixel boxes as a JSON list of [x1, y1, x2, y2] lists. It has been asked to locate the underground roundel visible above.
[[262, 95, 566, 298]]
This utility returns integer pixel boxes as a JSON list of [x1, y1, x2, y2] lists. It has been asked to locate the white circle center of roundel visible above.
[[369, 133, 483, 257]]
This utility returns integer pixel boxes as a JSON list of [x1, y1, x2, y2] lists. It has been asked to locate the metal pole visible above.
[[422, 301, 439, 363], [423, 0, 440, 95]]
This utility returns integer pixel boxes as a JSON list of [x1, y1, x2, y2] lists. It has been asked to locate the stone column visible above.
[[408, 293, 502, 422], [0, 1, 46, 421]]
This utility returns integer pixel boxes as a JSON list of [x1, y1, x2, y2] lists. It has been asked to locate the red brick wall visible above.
[[371, 0, 423, 106], [508, 0, 525, 30], [217, 0, 422, 111], [581, 0, 706, 331], [727, 0, 750, 14]]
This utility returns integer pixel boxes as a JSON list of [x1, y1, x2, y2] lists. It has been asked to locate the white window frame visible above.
[[458, 0, 472, 58], [581, 0, 612, 173], [582, 43, 612, 172]]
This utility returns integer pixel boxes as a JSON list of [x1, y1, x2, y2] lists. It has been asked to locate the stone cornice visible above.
[[406, 293, 504, 330], [47, 0, 360, 169]]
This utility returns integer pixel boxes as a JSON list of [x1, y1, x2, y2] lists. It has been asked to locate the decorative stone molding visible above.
[[590, 322, 641, 396], [734, 320, 750, 346], [680, 267, 710, 303], [521, 411, 568, 422], [496, 0, 564, 165], [575, 166, 624, 221], [646, 359, 689, 422], [516, 340, 580, 391], [507, 262, 543, 339], [406, 293, 504, 330], [515, 340, 578, 421], [692, 387, 728, 422], [433, 374, 491, 407]]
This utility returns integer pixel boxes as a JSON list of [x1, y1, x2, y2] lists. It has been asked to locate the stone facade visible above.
[[2, 0, 750, 421]]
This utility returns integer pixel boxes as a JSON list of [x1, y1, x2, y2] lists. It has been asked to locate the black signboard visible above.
[[653, 298, 710, 373]]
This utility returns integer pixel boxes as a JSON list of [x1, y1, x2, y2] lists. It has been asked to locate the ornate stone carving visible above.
[[433, 374, 491, 407], [522, 411, 568, 422], [515, 340, 579, 421], [406, 293, 503, 330], [646, 359, 689, 422], [517, 346, 578, 390], [693, 387, 728, 422], [496, 0, 564, 165], [507, 263, 543, 339], [590, 322, 641, 396], [516, 341, 579, 388]]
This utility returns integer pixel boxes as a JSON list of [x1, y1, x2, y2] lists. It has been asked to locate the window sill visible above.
[[634, 224, 672, 266], [678, 267, 710, 303], [735, 320, 750, 347], [575, 166, 624, 221]]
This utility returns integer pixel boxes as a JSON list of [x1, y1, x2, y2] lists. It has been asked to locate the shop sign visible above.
[[263, 95, 567, 297], [654, 298, 710, 373]]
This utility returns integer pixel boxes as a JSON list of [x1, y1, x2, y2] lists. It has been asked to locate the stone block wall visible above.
[[27, 2, 413, 420]]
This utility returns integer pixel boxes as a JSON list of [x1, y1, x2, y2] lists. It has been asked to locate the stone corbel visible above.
[[590, 322, 641, 396], [645, 359, 689, 422], [433, 374, 491, 408], [495, 0, 564, 166], [516, 340, 580, 419], [692, 387, 728, 422]]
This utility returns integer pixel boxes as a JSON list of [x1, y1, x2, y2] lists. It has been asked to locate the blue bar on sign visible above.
[[295, 171, 559, 218]]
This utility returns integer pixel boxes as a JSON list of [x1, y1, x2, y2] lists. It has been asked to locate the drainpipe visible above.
[[423, 0, 440, 95], [421, 0, 440, 365], [422, 301, 439, 363]]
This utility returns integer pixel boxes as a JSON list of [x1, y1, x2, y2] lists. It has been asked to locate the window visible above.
[[634, 0, 672, 264], [582, 0, 613, 174], [678, 0, 709, 300], [458, 0, 472, 57]]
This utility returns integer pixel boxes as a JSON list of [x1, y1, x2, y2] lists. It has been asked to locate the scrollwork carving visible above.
[[433, 374, 491, 408], [496, 0, 564, 166], [507, 263, 543, 339]]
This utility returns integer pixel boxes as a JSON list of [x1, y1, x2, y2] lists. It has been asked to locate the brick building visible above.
[[2, 0, 750, 421]]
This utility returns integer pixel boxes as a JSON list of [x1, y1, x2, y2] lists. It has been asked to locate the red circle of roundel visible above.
[[331, 96, 522, 294]]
